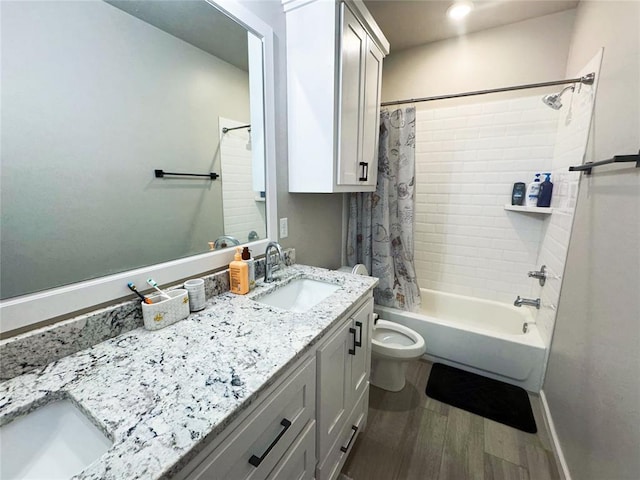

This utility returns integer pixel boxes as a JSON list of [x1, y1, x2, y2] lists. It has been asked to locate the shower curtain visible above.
[[347, 107, 421, 311]]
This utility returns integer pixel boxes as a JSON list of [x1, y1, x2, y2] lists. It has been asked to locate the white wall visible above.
[[542, 2, 640, 479], [0, 1, 249, 298], [413, 96, 557, 302]]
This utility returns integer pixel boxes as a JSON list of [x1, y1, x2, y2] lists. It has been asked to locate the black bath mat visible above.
[[426, 363, 537, 433]]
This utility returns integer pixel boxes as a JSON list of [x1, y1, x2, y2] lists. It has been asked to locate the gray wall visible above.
[[543, 2, 640, 479], [1, 1, 249, 298], [238, 0, 344, 269]]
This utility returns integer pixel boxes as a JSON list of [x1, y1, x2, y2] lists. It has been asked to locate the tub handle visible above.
[[348, 327, 357, 355], [354, 321, 363, 348]]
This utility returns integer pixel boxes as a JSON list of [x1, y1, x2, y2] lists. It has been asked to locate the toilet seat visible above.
[[372, 320, 425, 360]]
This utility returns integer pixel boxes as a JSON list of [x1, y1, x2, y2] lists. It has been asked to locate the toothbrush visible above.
[[146, 278, 171, 300], [127, 282, 153, 304]]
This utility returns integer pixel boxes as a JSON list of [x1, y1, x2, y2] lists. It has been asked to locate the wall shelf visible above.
[[504, 204, 553, 214]]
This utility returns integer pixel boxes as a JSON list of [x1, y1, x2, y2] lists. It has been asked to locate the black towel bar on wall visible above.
[[154, 169, 219, 180], [568, 151, 640, 175]]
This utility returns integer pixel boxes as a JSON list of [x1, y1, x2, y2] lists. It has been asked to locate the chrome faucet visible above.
[[527, 265, 547, 286], [514, 296, 540, 309], [213, 235, 240, 250], [264, 241, 284, 283]]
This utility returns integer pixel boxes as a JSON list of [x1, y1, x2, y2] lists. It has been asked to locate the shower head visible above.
[[542, 85, 575, 110]]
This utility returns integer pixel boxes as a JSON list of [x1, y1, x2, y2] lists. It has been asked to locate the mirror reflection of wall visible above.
[[219, 118, 267, 246], [0, 1, 266, 300]]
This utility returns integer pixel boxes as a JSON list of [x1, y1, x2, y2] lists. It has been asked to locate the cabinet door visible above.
[[348, 298, 373, 406], [360, 38, 383, 188], [316, 320, 352, 465], [336, 2, 366, 186]]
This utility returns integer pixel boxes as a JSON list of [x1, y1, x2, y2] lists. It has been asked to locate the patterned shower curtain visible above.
[[346, 107, 421, 311]]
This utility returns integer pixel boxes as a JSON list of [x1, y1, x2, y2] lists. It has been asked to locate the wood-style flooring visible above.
[[341, 360, 559, 480]]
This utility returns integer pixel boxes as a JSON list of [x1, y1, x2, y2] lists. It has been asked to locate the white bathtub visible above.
[[375, 289, 546, 392]]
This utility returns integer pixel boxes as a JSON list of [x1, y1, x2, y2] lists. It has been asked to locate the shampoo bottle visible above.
[[537, 173, 554, 207], [229, 247, 249, 294], [241, 246, 256, 290], [525, 173, 541, 207]]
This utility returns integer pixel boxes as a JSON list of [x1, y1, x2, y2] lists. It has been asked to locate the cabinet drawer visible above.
[[267, 420, 316, 480], [187, 357, 316, 480], [316, 385, 369, 480]]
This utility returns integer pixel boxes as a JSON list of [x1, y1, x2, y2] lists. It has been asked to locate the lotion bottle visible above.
[[229, 247, 249, 294], [525, 173, 541, 207]]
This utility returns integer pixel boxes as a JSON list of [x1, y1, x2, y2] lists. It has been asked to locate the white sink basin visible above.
[[255, 278, 340, 312], [0, 399, 112, 479]]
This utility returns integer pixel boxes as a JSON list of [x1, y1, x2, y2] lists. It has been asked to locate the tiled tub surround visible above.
[[414, 95, 557, 303], [0, 249, 295, 381], [0, 264, 377, 479]]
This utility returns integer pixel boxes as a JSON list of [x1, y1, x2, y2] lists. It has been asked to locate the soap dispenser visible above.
[[229, 247, 249, 294], [241, 246, 256, 290], [537, 173, 554, 207], [525, 173, 541, 207]]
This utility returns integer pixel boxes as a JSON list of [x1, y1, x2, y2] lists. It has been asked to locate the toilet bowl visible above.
[[371, 319, 426, 392]]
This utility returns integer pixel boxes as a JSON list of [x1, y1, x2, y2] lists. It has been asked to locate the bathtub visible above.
[[375, 289, 546, 392]]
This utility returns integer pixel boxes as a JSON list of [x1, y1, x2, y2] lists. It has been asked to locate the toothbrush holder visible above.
[[141, 289, 190, 331]]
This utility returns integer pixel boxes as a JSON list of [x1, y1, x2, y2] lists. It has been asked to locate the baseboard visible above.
[[539, 390, 572, 480]]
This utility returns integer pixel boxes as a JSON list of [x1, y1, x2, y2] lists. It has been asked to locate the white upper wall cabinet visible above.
[[282, 0, 389, 193]]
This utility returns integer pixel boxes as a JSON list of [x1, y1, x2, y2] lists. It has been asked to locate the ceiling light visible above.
[[447, 1, 473, 21]]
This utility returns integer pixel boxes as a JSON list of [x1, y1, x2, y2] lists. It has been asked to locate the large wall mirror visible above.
[[0, 0, 277, 333]]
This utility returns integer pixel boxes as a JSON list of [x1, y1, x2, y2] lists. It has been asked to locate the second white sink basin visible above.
[[0, 399, 112, 479], [255, 278, 340, 312]]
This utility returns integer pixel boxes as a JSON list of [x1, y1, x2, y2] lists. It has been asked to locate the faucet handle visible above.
[[527, 265, 547, 286]]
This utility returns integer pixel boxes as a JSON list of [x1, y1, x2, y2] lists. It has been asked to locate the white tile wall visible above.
[[219, 118, 267, 245], [414, 95, 558, 303], [533, 52, 602, 346]]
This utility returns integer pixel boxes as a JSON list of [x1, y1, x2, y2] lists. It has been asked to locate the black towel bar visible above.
[[154, 169, 219, 180], [568, 151, 640, 175]]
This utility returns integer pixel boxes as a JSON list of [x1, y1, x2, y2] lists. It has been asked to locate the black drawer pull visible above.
[[348, 327, 357, 355], [248, 418, 291, 467], [359, 162, 368, 181], [355, 321, 363, 348], [340, 425, 359, 453]]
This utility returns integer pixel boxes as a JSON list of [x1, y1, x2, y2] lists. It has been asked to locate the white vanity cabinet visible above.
[[177, 357, 317, 480], [283, 0, 389, 193], [316, 296, 373, 480], [176, 293, 374, 480]]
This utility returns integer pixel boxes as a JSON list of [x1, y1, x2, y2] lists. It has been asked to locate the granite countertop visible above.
[[0, 265, 377, 479]]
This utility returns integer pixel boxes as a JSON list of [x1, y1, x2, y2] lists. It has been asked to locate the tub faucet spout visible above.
[[514, 296, 540, 309]]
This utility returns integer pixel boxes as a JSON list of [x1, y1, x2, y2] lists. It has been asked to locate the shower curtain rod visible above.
[[381, 73, 595, 107]]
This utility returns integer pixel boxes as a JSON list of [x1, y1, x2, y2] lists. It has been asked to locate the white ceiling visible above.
[[363, 0, 579, 52]]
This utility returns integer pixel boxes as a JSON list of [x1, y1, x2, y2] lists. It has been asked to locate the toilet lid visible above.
[[338, 264, 369, 276], [351, 264, 368, 275]]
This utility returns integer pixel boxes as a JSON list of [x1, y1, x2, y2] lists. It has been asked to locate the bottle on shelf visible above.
[[525, 173, 541, 207], [537, 173, 554, 207]]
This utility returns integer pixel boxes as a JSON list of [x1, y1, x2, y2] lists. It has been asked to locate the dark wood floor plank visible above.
[[484, 454, 529, 480], [396, 407, 448, 480], [438, 407, 485, 480], [523, 444, 560, 480]]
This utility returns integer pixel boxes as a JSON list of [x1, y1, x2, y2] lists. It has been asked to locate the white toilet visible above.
[[338, 264, 426, 392], [370, 319, 426, 392]]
